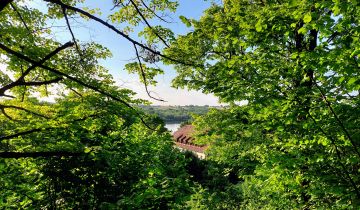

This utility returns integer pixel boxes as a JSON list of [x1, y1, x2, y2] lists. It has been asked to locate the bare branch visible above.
[[62, 6, 83, 59], [134, 44, 166, 102]]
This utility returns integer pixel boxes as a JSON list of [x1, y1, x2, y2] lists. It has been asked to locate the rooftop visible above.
[[173, 125, 207, 155]]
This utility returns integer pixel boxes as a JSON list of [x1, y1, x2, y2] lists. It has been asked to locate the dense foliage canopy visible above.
[[1, 0, 359, 209], [164, 0, 360, 208]]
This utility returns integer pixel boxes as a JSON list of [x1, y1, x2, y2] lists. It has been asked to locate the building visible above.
[[172, 125, 207, 159]]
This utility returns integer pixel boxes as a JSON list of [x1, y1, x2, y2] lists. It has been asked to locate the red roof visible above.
[[175, 142, 207, 153], [173, 125, 207, 153]]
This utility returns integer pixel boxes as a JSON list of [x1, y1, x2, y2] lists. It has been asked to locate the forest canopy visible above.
[[1, 0, 360, 209]]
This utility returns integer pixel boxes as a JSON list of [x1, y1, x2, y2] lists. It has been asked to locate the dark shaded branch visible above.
[[0, 151, 82, 158], [0, 0, 13, 13], [0, 104, 50, 119], [22, 77, 62, 86], [2, 94, 15, 98], [0, 42, 73, 96], [129, 0, 170, 47], [0, 128, 43, 141], [69, 87, 83, 97], [134, 44, 165, 102], [0, 42, 156, 129], [10, 3, 31, 33], [327, 31, 340, 44], [1, 108, 15, 120]]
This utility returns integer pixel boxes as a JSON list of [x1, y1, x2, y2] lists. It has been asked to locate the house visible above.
[[172, 125, 207, 159]]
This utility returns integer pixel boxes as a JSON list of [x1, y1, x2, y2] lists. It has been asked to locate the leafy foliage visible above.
[[162, 0, 360, 208], [1, 0, 360, 209], [0, 0, 193, 208]]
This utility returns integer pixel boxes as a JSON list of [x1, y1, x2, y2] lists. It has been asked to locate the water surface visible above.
[[164, 123, 181, 133]]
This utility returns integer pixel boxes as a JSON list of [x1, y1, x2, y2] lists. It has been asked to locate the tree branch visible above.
[[139, 0, 172, 23], [22, 77, 62, 86], [129, 0, 170, 47], [0, 113, 100, 142], [0, 128, 43, 141], [1, 107, 15, 121], [62, 6, 83, 59], [43, 0, 198, 68], [0, 104, 50, 119], [0, 42, 73, 96], [10, 2, 31, 33], [134, 44, 165, 102], [0, 42, 156, 130]]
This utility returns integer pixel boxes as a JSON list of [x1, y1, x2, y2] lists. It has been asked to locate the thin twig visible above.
[[134, 44, 166, 102], [139, 0, 172, 23], [62, 6, 83, 59]]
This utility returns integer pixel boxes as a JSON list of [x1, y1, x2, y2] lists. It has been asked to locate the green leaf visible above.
[[298, 27, 307, 34], [348, 77, 357, 85], [303, 13, 312, 23], [179, 15, 191, 27], [255, 20, 263, 32]]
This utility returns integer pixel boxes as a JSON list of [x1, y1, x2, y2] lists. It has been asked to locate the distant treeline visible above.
[[140, 105, 218, 123]]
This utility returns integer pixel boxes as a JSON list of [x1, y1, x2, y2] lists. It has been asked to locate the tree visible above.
[[163, 0, 360, 208], [0, 0, 194, 208]]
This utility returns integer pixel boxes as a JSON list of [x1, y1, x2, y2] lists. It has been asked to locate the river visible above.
[[164, 123, 181, 133]]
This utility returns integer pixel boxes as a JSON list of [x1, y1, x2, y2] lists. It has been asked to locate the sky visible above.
[[26, 0, 222, 106]]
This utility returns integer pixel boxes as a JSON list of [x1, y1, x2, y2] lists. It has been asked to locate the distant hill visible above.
[[140, 105, 222, 123]]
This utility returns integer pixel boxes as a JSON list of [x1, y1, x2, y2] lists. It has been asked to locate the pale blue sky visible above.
[[31, 0, 222, 105]]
